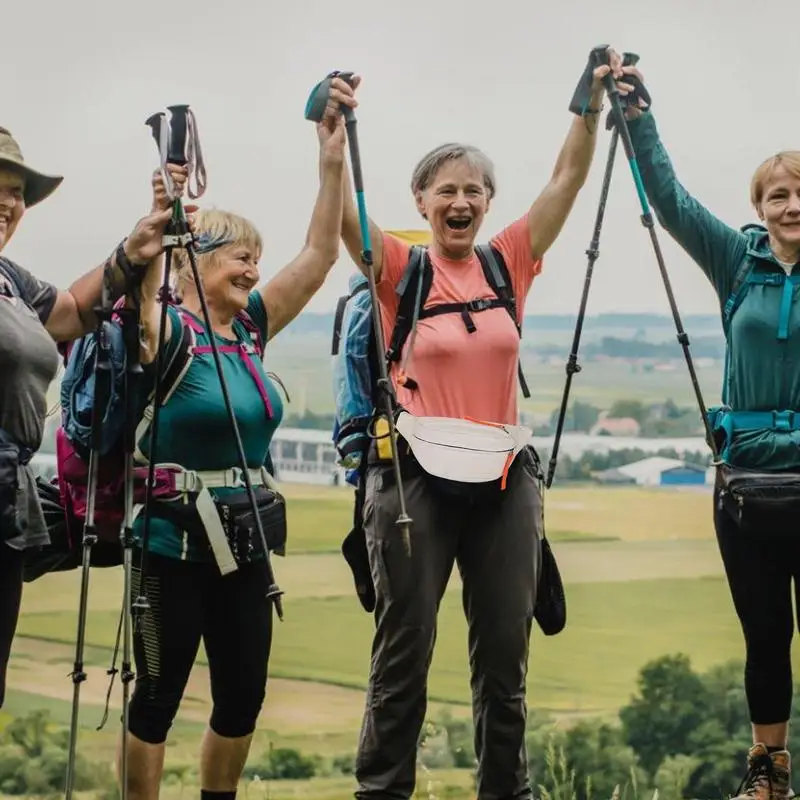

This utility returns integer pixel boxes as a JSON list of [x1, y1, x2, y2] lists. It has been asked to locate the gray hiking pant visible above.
[[354, 446, 543, 800]]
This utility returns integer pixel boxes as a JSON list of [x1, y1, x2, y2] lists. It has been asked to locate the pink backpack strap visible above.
[[179, 308, 273, 420]]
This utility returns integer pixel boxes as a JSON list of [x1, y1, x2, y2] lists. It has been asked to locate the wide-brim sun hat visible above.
[[0, 127, 63, 207]]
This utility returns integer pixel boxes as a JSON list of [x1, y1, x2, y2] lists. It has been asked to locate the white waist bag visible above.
[[394, 412, 532, 491]]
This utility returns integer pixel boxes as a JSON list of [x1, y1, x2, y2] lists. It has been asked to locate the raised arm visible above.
[[624, 102, 747, 298], [525, 48, 628, 261], [259, 110, 346, 340], [45, 165, 188, 346]]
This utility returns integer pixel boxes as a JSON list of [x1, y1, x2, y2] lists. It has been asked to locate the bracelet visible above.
[[102, 239, 148, 306]]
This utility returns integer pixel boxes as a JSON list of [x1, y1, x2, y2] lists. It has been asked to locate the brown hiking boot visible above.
[[731, 743, 793, 799]]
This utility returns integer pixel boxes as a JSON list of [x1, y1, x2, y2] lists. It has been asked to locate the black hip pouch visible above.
[[214, 486, 288, 561], [716, 464, 800, 526], [0, 438, 23, 543]]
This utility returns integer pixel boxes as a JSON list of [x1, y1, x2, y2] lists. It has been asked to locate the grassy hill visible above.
[[4, 483, 788, 798]]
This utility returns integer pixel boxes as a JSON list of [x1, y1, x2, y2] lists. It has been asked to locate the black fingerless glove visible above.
[[605, 53, 652, 130], [568, 45, 611, 116]]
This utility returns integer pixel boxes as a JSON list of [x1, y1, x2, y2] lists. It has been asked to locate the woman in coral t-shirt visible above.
[[329, 52, 631, 800]]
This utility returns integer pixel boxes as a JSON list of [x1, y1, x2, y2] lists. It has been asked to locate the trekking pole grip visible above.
[[166, 105, 190, 165]]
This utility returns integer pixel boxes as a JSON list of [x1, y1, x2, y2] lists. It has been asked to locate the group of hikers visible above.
[[0, 43, 799, 800]]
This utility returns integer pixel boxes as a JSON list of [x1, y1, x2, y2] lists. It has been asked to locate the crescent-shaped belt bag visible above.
[[393, 412, 533, 504]]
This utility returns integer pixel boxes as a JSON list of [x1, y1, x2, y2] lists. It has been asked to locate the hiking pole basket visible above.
[[64, 304, 114, 800], [598, 55, 720, 462], [339, 76, 414, 555], [134, 105, 285, 624]]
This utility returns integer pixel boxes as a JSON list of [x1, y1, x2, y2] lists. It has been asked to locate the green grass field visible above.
[[8, 483, 788, 799]]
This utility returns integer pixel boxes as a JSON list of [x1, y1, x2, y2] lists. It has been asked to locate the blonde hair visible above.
[[750, 151, 800, 209], [175, 208, 263, 293]]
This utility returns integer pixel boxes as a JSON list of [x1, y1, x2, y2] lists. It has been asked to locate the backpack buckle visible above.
[[772, 410, 795, 432], [467, 298, 492, 312]]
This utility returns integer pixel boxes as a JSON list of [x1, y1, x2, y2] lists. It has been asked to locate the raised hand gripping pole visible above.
[[64, 307, 114, 800], [311, 71, 413, 555], [598, 56, 720, 462], [133, 106, 284, 627], [547, 52, 639, 489]]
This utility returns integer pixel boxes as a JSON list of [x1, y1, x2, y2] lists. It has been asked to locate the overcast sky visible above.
[[6, 0, 799, 318]]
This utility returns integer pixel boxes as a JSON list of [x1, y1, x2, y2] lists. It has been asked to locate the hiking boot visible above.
[[731, 743, 793, 799]]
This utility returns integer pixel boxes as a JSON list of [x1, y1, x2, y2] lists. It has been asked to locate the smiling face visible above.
[[175, 209, 263, 319], [203, 241, 261, 313], [0, 168, 25, 253], [752, 152, 800, 261], [411, 144, 495, 261]]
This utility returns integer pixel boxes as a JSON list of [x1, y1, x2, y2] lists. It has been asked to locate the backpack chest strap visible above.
[[734, 271, 800, 341], [418, 297, 510, 333]]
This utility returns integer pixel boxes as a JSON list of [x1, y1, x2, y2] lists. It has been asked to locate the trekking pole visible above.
[[117, 294, 144, 800], [547, 129, 619, 488], [546, 52, 640, 489], [130, 111, 179, 626], [64, 307, 114, 800], [332, 72, 413, 555], [598, 54, 720, 460], [136, 105, 285, 621]]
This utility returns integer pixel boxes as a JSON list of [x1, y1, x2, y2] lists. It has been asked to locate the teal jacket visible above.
[[628, 111, 800, 470]]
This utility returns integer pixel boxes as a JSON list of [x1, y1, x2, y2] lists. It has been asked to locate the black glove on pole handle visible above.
[[334, 71, 414, 556], [597, 57, 720, 462]]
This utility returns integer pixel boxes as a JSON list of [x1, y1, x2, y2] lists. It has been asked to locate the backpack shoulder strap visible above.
[[474, 244, 530, 399], [474, 244, 518, 328], [722, 260, 756, 338], [331, 282, 368, 357], [235, 308, 265, 358], [386, 245, 432, 364]]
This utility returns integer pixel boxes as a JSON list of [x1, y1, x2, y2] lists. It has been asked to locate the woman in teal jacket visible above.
[[623, 69, 800, 798]]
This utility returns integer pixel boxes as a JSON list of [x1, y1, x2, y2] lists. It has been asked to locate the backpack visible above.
[[50, 301, 271, 570], [332, 243, 530, 486]]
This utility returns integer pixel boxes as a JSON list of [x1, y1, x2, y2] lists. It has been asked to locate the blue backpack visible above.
[[331, 243, 530, 487]]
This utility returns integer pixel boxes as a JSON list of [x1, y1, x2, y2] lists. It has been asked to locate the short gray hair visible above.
[[410, 143, 496, 199]]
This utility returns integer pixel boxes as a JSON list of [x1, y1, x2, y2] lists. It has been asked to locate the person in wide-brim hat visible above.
[[0, 127, 63, 208]]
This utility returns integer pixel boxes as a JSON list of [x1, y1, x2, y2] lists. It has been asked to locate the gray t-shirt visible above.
[[0, 257, 60, 550]]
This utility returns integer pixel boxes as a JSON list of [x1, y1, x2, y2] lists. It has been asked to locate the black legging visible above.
[[714, 486, 800, 724], [0, 544, 24, 709], [128, 551, 273, 744]]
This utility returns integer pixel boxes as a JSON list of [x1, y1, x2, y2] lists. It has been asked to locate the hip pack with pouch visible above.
[[393, 412, 533, 504], [0, 428, 32, 542], [708, 407, 800, 526], [716, 463, 800, 526], [151, 483, 287, 564]]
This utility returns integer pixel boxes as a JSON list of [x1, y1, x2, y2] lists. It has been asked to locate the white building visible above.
[[271, 427, 346, 486]]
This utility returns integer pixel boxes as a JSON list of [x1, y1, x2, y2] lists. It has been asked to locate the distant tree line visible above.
[[532, 398, 709, 440]]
